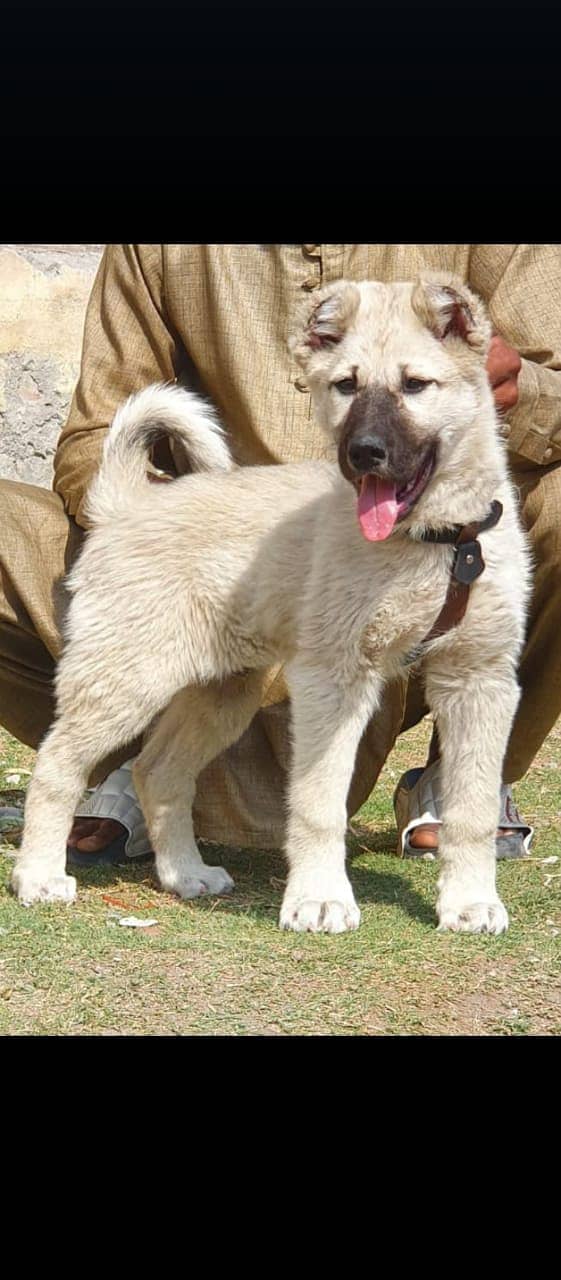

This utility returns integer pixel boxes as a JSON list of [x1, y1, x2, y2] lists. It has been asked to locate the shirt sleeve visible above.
[[469, 244, 561, 466], [53, 244, 183, 526]]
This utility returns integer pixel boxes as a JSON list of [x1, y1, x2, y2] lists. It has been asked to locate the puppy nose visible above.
[[347, 435, 387, 473]]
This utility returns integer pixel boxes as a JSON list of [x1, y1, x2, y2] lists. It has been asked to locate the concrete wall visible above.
[[0, 244, 104, 487]]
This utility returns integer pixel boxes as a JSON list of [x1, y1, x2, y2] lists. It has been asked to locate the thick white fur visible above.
[[12, 275, 530, 935]]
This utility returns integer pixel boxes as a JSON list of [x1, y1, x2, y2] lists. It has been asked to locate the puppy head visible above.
[[290, 273, 494, 541]]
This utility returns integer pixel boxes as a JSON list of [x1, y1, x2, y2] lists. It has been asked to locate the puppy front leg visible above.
[[424, 659, 520, 934], [280, 663, 380, 934]]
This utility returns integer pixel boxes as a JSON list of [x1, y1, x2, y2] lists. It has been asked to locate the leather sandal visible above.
[[393, 759, 534, 860]]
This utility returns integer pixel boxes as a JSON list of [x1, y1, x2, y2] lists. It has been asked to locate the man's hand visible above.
[[486, 334, 521, 415]]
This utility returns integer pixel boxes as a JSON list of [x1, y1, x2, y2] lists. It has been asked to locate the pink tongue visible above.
[[357, 475, 398, 541]]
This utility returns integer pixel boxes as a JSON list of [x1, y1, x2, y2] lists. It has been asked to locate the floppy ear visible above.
[[412, 272, 491, 352], [290, 282, 361, 367]]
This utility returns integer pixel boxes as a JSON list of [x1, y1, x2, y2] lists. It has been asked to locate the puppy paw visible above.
[[280, 878, 360, 934], [437, 896, 509, 934], [161, 865, 235, 900], [12, 866, 77, 906]]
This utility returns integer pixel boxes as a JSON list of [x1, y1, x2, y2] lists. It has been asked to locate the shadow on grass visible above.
[[354, 867, 436, 926], [69, 835, 436, 928], [348, 824, 436, 925], [348, 826, 397, 856]]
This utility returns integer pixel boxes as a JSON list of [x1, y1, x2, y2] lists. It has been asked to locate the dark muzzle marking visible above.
[[338, 387, 427, 489]]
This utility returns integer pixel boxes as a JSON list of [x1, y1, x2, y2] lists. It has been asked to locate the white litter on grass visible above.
[[118, 915, 158, 929], [541, 856, 559, 865], [4, 771, 31, 785]]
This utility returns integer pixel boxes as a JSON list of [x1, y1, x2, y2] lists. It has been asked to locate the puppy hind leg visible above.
[[12, 700, 153, 904], [11, 659, 184, 905], [11, 617, 219, 905], [133, 672, 265, 899]]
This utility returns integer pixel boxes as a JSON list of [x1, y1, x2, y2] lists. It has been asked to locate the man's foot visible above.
[[66, 817, 134, 866], [408, 823, 519, 852], [66, 761, 153, 867], [67, 818, 127, 854]]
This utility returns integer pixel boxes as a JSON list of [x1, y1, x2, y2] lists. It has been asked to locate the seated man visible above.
[[1, 244, 560, 864]]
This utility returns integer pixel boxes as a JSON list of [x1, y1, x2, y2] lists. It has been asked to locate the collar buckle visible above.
[[453, 539, 485, 585]]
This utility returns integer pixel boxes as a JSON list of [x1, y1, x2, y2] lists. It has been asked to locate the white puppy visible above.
[[12, 273, 530, 934]]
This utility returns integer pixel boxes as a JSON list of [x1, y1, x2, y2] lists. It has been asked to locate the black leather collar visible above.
[[415, 499, 503, 547]]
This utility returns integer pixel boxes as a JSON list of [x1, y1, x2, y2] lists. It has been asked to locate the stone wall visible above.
[[0, 244, 104, 487]]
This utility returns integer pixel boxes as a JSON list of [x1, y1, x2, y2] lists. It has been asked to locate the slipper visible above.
[[393, 760, 534, 860], [66, 760, 153, 868]]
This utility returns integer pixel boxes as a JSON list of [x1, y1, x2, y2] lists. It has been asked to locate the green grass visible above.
[[1, 720, 560, 1036]]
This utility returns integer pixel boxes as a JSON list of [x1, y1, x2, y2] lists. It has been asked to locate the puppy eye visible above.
[[333, 377, 357, 395], [402, 375, 431, 394]]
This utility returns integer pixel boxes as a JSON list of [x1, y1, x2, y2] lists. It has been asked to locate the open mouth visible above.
[[356, 446, 437, 542]]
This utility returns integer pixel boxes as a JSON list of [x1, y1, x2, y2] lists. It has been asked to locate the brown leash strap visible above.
[[409, 500, 503, 654]]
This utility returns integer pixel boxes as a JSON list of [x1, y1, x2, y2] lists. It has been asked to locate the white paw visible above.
[[280, 879, 360, 934], [12, 866, 77, 906], [437, 897, 509, 935], [161, 865, 235, 900]]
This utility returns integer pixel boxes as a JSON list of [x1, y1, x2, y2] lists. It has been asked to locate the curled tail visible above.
[[85, 383, 234, 524]]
